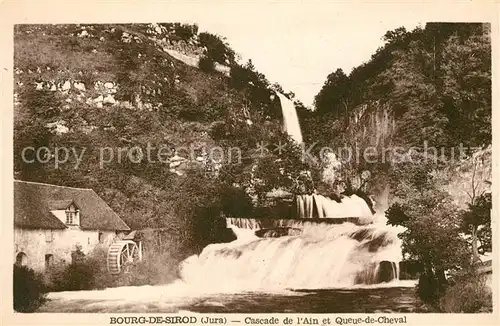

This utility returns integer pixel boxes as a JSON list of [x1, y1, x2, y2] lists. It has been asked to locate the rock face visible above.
[[439, 146, 492, 209], [355, 260, 398, 284], [377, 261, 397, 283]]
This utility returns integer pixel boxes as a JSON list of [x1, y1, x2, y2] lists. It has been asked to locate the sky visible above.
[[185, 3, 426, 107]]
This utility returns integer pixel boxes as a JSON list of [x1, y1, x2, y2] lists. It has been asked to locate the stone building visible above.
[[14, 180, 130, 272]]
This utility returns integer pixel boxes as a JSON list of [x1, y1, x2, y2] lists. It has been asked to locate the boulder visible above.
[[93, 95, 104, 103], [103, 94, 116, 105], [61, 80, 71, 92], [46, 120, 69, 135], [74, 82, 86, 92], [78, 30, 89, 38], [55, 125, 70, 135], [121, 32, 132, 43]]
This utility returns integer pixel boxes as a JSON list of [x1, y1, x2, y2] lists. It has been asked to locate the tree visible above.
[[461, 192, 492, 262], [314, 68, 351, 117], [386, 159, 470, 304], [439, 27, 491, 148], [383, 27, 408, 44]]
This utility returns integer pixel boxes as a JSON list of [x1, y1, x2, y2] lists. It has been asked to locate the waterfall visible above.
[[295, 194, 374, 219], [225, 217, 368, 230], [277, 93, 303, 144], [177, 93, 403, 292], [179, 220, 403, 290]]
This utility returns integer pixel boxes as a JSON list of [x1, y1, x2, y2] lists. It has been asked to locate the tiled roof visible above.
[[14, 180, 130, 231], [47, 199, 75, 210]]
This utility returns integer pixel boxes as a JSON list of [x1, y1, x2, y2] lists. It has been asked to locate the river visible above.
[[38, 280, 419, 313], [39, 216, 417, 313]]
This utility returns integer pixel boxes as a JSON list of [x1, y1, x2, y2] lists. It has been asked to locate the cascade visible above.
[[179, 220, 403, 290], [178, 90, 404, 291], [295, 194, 374, 219]]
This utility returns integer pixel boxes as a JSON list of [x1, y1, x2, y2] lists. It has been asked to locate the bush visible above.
[[229, 64, 254, 90], [173, 23, 198, 41], [13, 265, 47, 312], [198, 32, 234, 64], [48, 258, 100, 291], [47, 245, 182, 291], [116, 250, 180, 286], [198, 55, 215, 72], [440, 276, 492, 313], [220, 185, 255, 218]]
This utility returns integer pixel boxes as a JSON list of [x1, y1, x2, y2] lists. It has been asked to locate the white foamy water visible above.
[[296, 194, 374, 219], [277, 93, 303, 144], [46, 220, 409, 309], [179, 220, 404, 290]]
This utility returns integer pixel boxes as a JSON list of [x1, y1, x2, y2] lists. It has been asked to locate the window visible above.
[[98, 232, 104, 243], [65, 204, 79, 225], [66, 211, 74, 224], [45, 254, 54, 271]]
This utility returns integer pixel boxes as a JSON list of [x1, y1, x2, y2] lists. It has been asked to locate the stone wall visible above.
[[14, 227, 118, 272]]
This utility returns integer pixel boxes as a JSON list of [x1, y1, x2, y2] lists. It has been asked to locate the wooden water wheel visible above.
[[107, 240, 141, 274]]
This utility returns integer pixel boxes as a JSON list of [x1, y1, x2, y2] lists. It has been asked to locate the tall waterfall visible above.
[[179, 219, 403, 290], [277, 93, 303, 144]]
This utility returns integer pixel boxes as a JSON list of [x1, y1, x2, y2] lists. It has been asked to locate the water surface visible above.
[[39, 281, 419, 313]]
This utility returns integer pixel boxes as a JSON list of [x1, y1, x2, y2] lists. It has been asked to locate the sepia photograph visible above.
[[5, 1, 496, 320]]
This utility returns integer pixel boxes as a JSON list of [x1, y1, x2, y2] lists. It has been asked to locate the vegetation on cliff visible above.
[[308, 23, 490, 149], [309, 22, 492, 311]]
